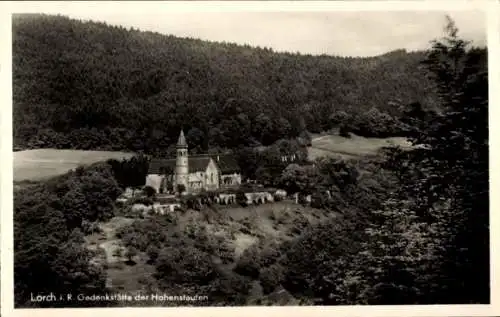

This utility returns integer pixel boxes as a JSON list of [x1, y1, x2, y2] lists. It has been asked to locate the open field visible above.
[[14, 149, 136, 182], [308, 133, 411, 160]]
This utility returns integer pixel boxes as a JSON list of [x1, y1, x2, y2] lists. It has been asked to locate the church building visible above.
[[145, 130, 242, 194]]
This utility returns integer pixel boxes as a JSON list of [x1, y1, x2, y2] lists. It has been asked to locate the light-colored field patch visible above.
[[308, 133, 410, 160], [308, 147, 357, 161], [14, 149, 136, 181], [233, 233, 259, 258], [100, 240, 123, 264]]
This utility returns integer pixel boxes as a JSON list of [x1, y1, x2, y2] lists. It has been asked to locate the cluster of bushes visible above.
[[13, 153, 171, 307], [126, 196, 155, 206], [234, 240, 284, 279], [115, 216, 250, 305], [81, 220, 103, 235], [335, 106, 413, 138], [180, 193, 217, 211], [14, 162, 123, 307]]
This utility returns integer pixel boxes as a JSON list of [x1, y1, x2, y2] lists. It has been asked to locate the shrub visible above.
[[113, 247, 124, 259], [260, 241, 283, 267], [146, 245, 160, 264], [125, 246, 138, 264], [177, 184, 186, 194], [310, 191, 330, 209], [260, 264, 285, 294], [195, 231, 235, 264], [273, 194, 284, 202], [339, 125, 351, 138], [298, 194, 309, 205], [280, 214, 367, 304], [236, 190, 247, 207], [154, 246, 217, 288], [128, 197, 154, 206], [174, 205, 186, 213], [81, 220, 102, 235], [208, 274, 252, 306], [143, 186, 156, 198], [234, 244, 261, 279], [183, 195, 203, 211], [239, 226, 252, 235]]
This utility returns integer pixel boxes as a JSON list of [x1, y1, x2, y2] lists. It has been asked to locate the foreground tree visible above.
[[278, 16, 488, 305], [416, 16, 488, 303], [14, 188, 108, 307], [366, 16, 489, 304]]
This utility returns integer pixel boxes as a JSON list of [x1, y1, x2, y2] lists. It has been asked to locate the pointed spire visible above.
[[177, 130, 187, 148]]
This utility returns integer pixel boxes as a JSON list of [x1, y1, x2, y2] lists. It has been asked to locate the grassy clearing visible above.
[[14, 149, 135, 182], [308, 133, 411, 160]]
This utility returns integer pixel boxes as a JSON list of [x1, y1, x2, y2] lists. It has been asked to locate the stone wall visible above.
[[244, 191, 274, 205]]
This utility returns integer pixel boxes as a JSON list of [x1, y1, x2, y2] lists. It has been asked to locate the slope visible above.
[[13, 14, 436, 153]]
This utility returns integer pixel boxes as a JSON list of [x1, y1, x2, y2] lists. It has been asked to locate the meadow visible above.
[[14, 149, 135, 182], [307, 133, 411, 161]]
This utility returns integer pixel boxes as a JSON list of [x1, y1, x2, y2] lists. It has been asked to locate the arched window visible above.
[[211, 173, 214, 184]]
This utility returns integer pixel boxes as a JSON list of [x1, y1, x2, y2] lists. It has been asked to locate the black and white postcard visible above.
[[0, 1, 498, 317]]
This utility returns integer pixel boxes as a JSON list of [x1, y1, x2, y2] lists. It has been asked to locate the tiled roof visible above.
[[148, 157, 212, 174], [185, 153, 240, 174], [148, 153, 241, 175], [148, 158, 175, 174], [188, 157, 212, 173], [212, 154, 240, 174]]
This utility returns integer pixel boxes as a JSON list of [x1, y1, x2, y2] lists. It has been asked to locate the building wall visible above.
[[245, 191, 274, 204], [175, 148, 189, 189], [180, 159, 220, 192], [145, 174, 164, 193], [204, 159, 220, 191], [188, 172, 205, 192], [221, 173, 242, 187]]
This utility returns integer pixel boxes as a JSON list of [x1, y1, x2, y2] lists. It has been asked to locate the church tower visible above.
[[175, 130, 189, 192]]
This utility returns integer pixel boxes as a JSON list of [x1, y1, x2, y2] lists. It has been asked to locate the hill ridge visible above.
[[13, 14, 437, 154]]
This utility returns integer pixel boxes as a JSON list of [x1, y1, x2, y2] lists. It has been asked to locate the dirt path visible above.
[[98, 217, 135, 263], [311, 135, 331, 142]]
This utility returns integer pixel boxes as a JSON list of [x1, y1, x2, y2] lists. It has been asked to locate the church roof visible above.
[[148, 157, 212, 174], [183, 153, 241, 174], [177, 130, 187, 148], [148, 153, 241, 175], [212, 154, 240, 174], [148, 159, 174, 174]]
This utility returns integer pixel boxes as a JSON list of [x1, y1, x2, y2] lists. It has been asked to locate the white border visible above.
[[0, 0, 494, 13], [1, 1, 498, 317]]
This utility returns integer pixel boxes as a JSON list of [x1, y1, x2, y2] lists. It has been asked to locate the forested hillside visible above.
[[13, 14, 437, 154]]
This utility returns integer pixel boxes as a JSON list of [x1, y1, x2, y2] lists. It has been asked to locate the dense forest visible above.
[[14, 15, 488, 307], [13, 14, 438, 154]]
